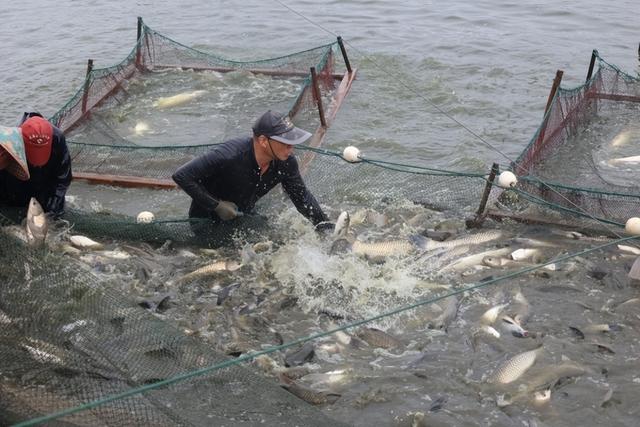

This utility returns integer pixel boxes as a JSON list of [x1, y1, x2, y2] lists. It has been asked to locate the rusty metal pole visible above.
[[586, 50, 597, 82], [337, 36, 352, 74], [81, 59, 94, 114], [466, 163, 500, 228], [544, 70, 564, 115], [310, 67, 327, 127]]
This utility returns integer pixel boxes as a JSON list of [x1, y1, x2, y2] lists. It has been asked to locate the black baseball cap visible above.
[[252, 110, 312, 145]]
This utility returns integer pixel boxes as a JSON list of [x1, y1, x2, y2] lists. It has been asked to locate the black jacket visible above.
[[0, 126, 72, 218], [172, 136, 328, 225]]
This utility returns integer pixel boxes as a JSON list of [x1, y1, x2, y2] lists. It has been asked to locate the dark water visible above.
[[3, 2, 640, 426]]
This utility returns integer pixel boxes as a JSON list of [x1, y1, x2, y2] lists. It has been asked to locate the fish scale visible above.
[[489, 346, 542, 384]]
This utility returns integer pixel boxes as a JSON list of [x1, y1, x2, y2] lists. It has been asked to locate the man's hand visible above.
[[214, 200, 240, 221]]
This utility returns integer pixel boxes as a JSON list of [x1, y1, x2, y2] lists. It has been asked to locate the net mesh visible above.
[[52, 19, 336, 184], [494, 51, 640, 231], [4, 17, 640, 425]]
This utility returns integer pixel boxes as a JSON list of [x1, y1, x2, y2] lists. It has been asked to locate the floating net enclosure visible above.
[[485, 51, 640, 233], [52, 17, 354, 189]]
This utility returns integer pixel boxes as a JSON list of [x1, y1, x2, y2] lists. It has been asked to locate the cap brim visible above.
[[0, 127, 30, 181], [271, 126, 312, 145]]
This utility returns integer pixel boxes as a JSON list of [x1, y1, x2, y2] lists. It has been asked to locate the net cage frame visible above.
[[477, 50, 640, 232], [49, 17, 357, 189]]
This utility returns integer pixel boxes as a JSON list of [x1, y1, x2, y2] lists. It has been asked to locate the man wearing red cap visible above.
[[0, 112, 72, 218]]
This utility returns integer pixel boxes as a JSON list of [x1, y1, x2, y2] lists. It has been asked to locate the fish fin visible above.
[[628, 256, 640, 280]]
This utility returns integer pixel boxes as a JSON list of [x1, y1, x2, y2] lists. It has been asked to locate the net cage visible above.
[[51, 18, 348, 188], [487, 51, 640, 233]]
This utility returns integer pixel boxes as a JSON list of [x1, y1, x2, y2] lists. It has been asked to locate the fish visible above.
[[569, 323, 622, 336], [21, 338, 65, 365], [499, 315, 528, 338], [284, 342, 315, 367], [440, 247, 511, 273], [488, 345, 543, 384], [333, 230, 504, 262], [424, 230, 505, 251], [480, 303, 508, 325], [178, 259, 241, 283], [69, 235, 103, 250], [133, 121, 150, 135], [333, 211, 350, 238], [510, 248, 541, 262], [355, 327, 403, 349], [351, 238, 418, 260], [607, 155, 640, 165], [153, 90, 208, 109], [429, 295, 460, 331], [510, 290, 530, 325], [609, 129, 638, 147], [25, 197, 48, 248], [628, 256, 640, 280], [617, 244, 640, 255], [278, 373, 341, 405], [482, 255, 556, 271]]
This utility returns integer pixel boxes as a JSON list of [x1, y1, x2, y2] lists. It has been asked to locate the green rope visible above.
[[14, 235, 637, 427]]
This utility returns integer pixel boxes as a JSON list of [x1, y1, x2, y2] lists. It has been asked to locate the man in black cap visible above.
[[172, 110, 331, 230]]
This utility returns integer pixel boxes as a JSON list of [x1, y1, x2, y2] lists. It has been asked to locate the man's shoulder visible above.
[[213, 136, 252, 157]]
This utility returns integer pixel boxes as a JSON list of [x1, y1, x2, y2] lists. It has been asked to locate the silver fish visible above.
[[440, 247, 511, 273], [488, 346, 543, 384], [355, 327, 403, 349], [333, 211, 350, 238], [482, 255, 556, 271], [429, 295, 460, 331], [26, 197, 48, 248], [424, 230, 504, 251], [500, 315, 528, 338], [480, 303, 508, 325]]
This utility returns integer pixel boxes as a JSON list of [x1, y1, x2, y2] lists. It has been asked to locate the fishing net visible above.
[[0, 216, 348, 427], [492, 51, 640, 232], [3, 14, 640, 426], [53, 18, 339, 187]]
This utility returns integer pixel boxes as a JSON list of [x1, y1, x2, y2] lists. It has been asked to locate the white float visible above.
[[136, 211, 155, 224], [497, 170, 517, 188], [342, 146, 362, 163], [625, 217, 640, 235]]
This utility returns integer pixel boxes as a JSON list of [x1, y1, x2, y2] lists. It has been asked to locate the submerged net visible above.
[[0, 218, 348, 427]]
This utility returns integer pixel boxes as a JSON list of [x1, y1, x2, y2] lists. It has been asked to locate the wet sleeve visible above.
[[44, 132, 72, 218], [172, 151, 221, 212], [281, 157, 329, 225]]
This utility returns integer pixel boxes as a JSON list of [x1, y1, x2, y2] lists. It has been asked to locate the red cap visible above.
[[20, 116, 53, 167]]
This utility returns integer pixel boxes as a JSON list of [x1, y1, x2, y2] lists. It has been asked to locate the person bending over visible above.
[[173, 110, 332, 231]]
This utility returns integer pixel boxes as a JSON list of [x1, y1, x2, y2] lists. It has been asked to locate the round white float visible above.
[[625, 217, 640, 235], [497, 170, 517, 188], [136, 211, 155, 224], [342, 146, 362, 163]]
